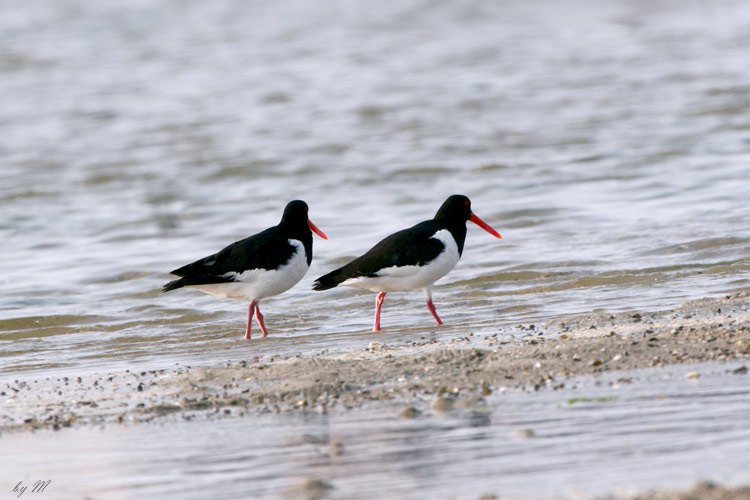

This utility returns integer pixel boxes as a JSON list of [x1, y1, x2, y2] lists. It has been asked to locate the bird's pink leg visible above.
[[424, 288, 443, 326], [373, 292, 386, 332], [245, 301, 257, 340], [254, 302, 269, 338], [426, 299, 443, 325]]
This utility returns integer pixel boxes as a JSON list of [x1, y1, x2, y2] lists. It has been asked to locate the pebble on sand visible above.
[[511, 428, 535, 439], [430, 397, 455, 413], [398, 407, 419, 419], [329, 442, 344, 457], [285, 478, 333, 500]]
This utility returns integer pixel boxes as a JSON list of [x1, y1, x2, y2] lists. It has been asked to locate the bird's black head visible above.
[[280, 200, 310, 226], [434, 193, 503, 243], [279, 200, 328, 243], [434, 194, 472, 223]]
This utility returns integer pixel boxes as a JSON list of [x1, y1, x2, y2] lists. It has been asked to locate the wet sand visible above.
[[5, 291, 748, 429], [600, 482, 750, 500], [3, 290, 749, 499]]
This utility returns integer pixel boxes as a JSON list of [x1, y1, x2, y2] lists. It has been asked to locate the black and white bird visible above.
[[163, 200, 327, 339], [313, 195, 501, 331]]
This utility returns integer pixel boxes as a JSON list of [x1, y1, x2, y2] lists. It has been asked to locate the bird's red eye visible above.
[[464, 200, 470, 207]]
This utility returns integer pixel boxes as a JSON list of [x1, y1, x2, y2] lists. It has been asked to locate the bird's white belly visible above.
[[343, 230, 460, 292], [192, 240, 309, 302]]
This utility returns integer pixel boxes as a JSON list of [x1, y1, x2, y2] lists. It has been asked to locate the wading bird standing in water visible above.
[[313, 195, 501, 331], [163, 200, 327, 339]]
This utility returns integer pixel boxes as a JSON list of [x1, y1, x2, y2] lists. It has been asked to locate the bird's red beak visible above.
[[469, 213, 502, 239], [308, 219, 328, 240]]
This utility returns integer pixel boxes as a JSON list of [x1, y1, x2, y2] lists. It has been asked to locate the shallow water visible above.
[[3, 361, 749, 499], [2, 1, 750, 374]]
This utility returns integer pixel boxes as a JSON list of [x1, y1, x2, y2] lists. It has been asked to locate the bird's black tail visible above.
[[313, 269, 346, 291], [162, 277, 187, 293]]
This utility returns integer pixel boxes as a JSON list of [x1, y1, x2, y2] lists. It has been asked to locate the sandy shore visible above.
[[3, 291, 749, 499], [3, 291, 749, 429], [599, 481, 750, 500]]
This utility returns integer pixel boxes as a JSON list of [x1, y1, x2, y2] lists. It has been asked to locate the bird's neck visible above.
[[435, 219, 467, 256]]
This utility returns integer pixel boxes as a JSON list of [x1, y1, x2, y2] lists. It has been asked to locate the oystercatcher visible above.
[[163, 200, 328, 339], [313, 195, 501, 331]]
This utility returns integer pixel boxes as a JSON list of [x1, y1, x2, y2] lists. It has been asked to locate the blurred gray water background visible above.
[[1, 0, 749, 375]]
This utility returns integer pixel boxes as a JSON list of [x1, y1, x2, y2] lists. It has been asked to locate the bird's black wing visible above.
[[163, 227, 296, 292], [313, 221, 444, 290]]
